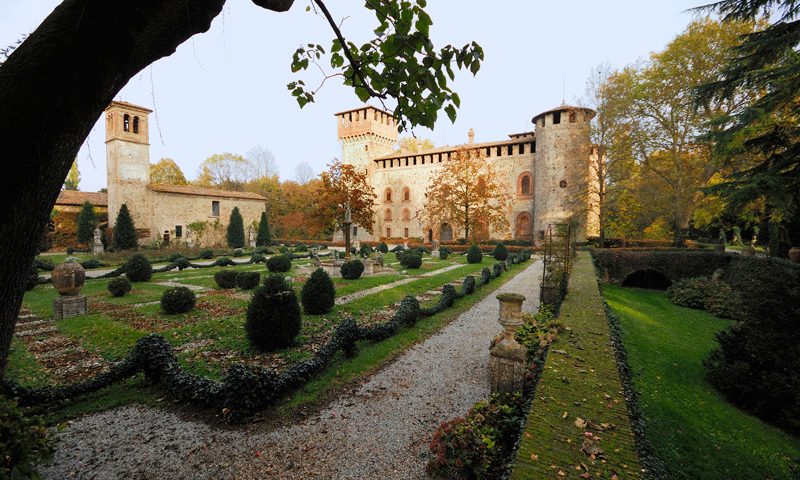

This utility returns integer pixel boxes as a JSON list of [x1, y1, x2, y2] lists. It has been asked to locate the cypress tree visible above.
[[112, 203, 137, 250], [227, 206, 245, 248], [256, 211, 271, 246], [76, 201, 96, 244]]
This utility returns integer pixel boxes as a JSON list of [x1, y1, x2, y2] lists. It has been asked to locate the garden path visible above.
[[334, 262, 465, 305], [42, 260, 543, 480]]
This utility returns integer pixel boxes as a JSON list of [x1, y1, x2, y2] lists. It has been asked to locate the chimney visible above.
[[468, 128, 475, 144]]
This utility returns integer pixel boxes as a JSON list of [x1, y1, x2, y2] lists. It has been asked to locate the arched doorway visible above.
[[440, 223, 453, 242], [621, 269, 672, 290], [515, 212, 532, 239]]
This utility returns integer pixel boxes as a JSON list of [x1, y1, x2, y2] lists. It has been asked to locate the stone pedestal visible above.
[[490, 293, 527, 394], [53, 295, 87, 320], [92, 240, 104, 256], [431, 250, 440, 259]]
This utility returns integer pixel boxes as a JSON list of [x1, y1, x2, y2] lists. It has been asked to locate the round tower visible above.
[[531, 104, 596, 244]]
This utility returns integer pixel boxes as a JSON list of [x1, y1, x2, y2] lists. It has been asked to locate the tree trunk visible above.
[[0, 0, 228, 377]]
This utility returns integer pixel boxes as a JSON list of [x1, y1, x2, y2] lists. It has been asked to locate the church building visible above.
[[335, 104, 600, 245]]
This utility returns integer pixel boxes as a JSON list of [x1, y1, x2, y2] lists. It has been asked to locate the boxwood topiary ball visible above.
[[267, 254, 292, 273], [301, 268, 336, 315], [401, 252, 422, 269], [107, 276, 132, 297], [161, 286, 196, 314], [340, 259, 365, 280], [214, 270, 239, 289], [200, 248, 214, 259], [466, 244, 483, 264], [125, 253, 153, 282], [493, 242, 509, 261], [246, 274, 302, 351], [236, 271, 261, 290]]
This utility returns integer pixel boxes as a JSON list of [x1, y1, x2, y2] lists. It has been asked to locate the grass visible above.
[[603, 285, 800, 480]]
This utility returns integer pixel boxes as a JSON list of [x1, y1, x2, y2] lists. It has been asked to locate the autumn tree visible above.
[[195, 152, 250, 191], [312, 159, 376, 238], [150, 158, 187, 185], [398, 137, 434, 153], [0, 0, 482, 376], [419, 147, 511, 242], [63, 158, 80, 190], [274, 178, 325, 238]]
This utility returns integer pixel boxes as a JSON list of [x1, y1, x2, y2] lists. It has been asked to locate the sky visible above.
[[1, 0, 706, 192]]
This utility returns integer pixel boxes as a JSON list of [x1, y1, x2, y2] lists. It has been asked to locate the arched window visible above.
[[517, 171, 533, 196], [384, 208, 393, 221], [132, 116, 140, 134], [402, 208, 411, 221], [515, 212, 532, 238], [402, 186, 410, 201], [385, 188, 393, 202], [123, 114, 130, 132]]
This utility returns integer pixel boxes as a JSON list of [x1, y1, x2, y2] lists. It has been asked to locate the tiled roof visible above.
[[55, 190, 108, 207], [147, 183, 266, 201]]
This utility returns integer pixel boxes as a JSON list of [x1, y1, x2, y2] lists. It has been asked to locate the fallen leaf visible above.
[[530, 453, 538, 461], [575, 417, 587, 429]]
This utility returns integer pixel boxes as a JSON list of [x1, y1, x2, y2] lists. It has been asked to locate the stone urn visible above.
[[789, 247, 800, 264], [51, 259, 85, 296], [490, 293, 528, 394], [496, 293, 526, 334]]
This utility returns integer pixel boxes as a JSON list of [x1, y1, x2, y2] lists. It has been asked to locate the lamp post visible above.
[[343, 202, 352, 260]]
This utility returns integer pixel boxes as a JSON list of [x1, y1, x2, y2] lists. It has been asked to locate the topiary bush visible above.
[[439, 246, 451, 260], [294, 244, 309, 252], [246, 274, 302, 351], [267, 254, 292, 273], [416, 246, 431, 255], [233, 248, 244, 257], [467, 244, 483, 264], [160, 286, 196, 315], [0, 396, 54, 480], [214, 270, 239, 289], [236, 272, 260, 290], [301, 268, 336, 315], [107, 276, 132, 297], [340, 259, 365, 280], [125, 253, 152, 282], [493, 242, 509, 261], [168, 252, 183, 262], [200, 249, 214, 259], [80, 258, 103, 269], [359, 244, 373, 257], [377, 242, 389, 253], [401, 252, 422, 269]]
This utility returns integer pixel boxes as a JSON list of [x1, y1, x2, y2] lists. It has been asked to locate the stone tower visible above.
[[531, 104, 597, 243], [337, 106, 398, 176], [105, 101, 153, 238]]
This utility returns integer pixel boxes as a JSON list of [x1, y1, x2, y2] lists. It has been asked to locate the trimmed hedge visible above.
[[0, 396, 54, 479], [200, 249, 214, 259], [214, 270, 239, 289], [667, 277, 742, 319], [246, 274, 302, 351], [377, 242, 389, 253], [160, 287, 196, 315], [467, 244, 483, 264], [301, 268, 336, 315], [341, 259, 365, 280], [401, 252, 422, 269], [125, 254, 152, 282], [236, 272, 260, 290], [267, 254, 292, 273], [107, 276, 132, 297], [493, 242, 509, 261]]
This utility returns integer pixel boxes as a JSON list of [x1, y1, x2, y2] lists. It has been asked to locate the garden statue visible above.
[[490, 293, 527, 394], [186, 230, 195, 249], [248, 227, 256, 248], [431, 239, 440, 259], [51, 257, 87, 319], [92, 228, 104, 256]]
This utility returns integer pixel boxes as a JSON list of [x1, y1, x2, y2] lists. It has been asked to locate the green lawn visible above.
[[603, 285, 800, 480]]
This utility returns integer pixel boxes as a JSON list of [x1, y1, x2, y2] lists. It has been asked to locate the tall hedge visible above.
[[301, 268, 336, 315], [76, 201, 96, 244], [227, 206, 245, 248], [256, 211, 271, 247], [112, 203, 137, 250]]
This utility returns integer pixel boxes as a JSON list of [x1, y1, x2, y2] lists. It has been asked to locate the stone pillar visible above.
[[51, 259, 87, 320], [92, 228, 104, 256], [490, 293, 527, 394]]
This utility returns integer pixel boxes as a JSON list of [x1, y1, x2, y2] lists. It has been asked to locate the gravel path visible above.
[[42, 259, 543, 480], [334, 263, 466, 305]]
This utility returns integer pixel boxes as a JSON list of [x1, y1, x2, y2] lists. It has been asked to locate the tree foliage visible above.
[[112, 204, 137, 250], [196, 152, 250, 191], [63, 158, 80, 190], [419, 147, 511, 242], [150, 158, 187, 185], [76, 201, 96, 244], [256, 211, 271, 246], [398, 137, 434, 153], [312, 159, 376, 237], [226, 206, 245, 248]]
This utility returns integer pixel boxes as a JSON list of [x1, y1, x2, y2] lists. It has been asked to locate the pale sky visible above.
[[1, 1, 705, 192]]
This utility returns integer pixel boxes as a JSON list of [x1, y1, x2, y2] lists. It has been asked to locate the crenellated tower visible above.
[[337, 106, 398, 177], [531, 104, 598, 243]]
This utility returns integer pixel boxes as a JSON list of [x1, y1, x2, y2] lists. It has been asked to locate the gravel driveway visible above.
[[42, 259, 543, 480]]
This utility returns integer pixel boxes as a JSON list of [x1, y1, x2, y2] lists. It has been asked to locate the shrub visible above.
[[301, 268, 336, 315], [439, 246, 451, 260], [256, 211, 271, 247], [0, 396, 54, 480], [255, 246, 270, 254], [125, 253, 152, 282], [359, 244, 373, 256], [200, 248, 214, 259], [377, 242, 389, 253], [174, 257, 191, 270], [267, 254, 292, 273], [493, 242, 509, 261], [160, 286, 196, 314], [112, 203, 138, 250], [395, 251, 405, 264], [80, 258, 103, 269], [401, 252, 422, 269], [233, 248, 244, 257], [294, 244, 309, 252], [246, 274, 302, 351], [76, 201, 96, 244], [168, 252, 183, 262], [416, 246, 431, 255], [667, 277, 742, 319], [666, 277, 707, 309], [340, 259, 365, 280], [250, 253, 266, 264], [467, 244, 483, 264], [107, 276, 132, 297], [214, 270, 239, 289], [236, 272, 260, 290], [227, 207, 245, 248], [390, 244, 405, 253]]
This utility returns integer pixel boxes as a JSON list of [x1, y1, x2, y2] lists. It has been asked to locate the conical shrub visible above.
[[301, 268, 335, 314], [246, 274, 301, 351]]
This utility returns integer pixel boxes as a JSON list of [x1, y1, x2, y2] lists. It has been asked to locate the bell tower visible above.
[[105, 101, 153, 239]]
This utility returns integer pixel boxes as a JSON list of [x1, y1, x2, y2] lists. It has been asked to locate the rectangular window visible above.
[[404, 228, 409, 238], [519, 143, 525, 155], [386, 227, 392, 237], [353, 226, 358, 236], [211, 201, 220, 217], [553, 112, 561, 124], [175, 225, 183, 238], [508, 145, 513, 156]]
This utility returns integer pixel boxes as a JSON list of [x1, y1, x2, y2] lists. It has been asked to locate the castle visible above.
[[335, 104, 599, 245], [103, 102, 266, 246]]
